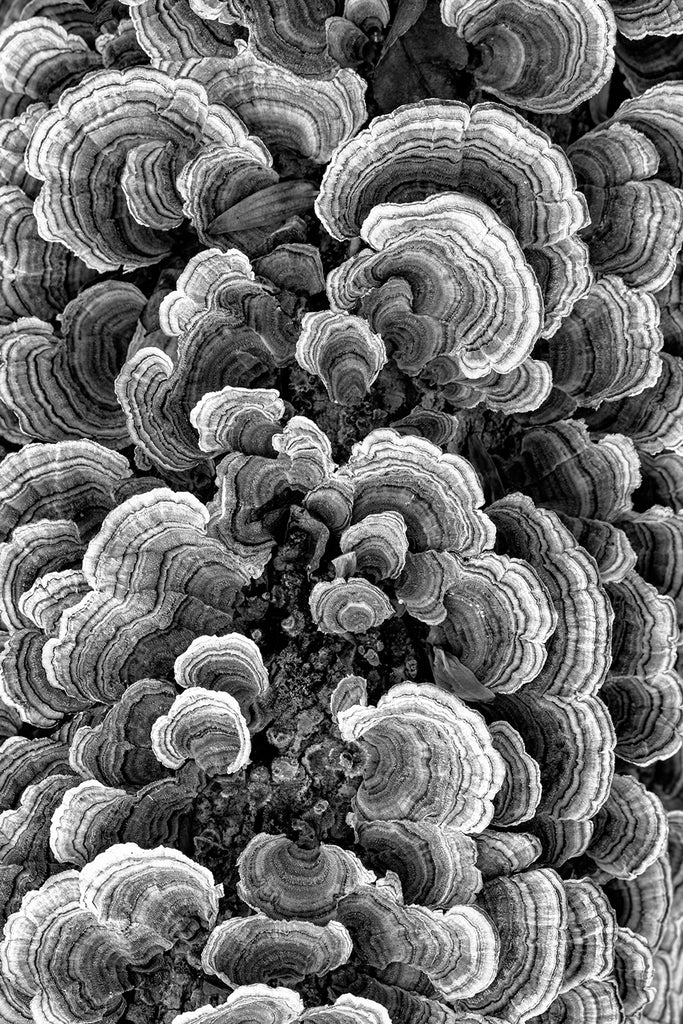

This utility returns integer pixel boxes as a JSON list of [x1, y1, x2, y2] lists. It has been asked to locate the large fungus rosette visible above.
[[3, 3, 683, 1022], [24, 66, 272, 271]]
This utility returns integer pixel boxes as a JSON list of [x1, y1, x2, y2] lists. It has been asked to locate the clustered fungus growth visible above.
[[2, 1, 683, 1023]]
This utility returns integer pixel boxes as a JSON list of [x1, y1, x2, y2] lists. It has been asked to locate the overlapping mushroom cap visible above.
[[611, 0, 683, 38], [336, 428, 495, 555], [315, 99, 589, 247], [80, 842, 222, 956], [0, 183, 96, 324], [157, 40, 367, 162], [335, 878, 500, 1002], [24, 66, 272, 270], [568, 121, 683, 294], [0, 282, 145, 447], [326, 193, 545, 384], [41, 488, 249, 707], [201, 915, 354, 987]]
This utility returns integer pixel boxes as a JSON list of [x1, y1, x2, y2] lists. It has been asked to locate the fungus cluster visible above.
[[1, 1, 683, 1023]]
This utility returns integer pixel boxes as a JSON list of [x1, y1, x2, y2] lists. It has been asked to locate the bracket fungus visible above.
[[150, 687, 251, 779], [1, 5, 683, 1023], [237, 833, 375, 925], [201, 916, 354, 988], [440, 0, 616, 114], [296, 311, 386, 405], [337, 682, 504, 830]]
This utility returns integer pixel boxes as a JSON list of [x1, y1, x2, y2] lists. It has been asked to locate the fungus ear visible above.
[[49, 775, 199, 866], [340, 512, 408, 581], [329, 192, 544, 381], [0, 439, 137, 543], [488, 722, 541, 826], [561, 878, 616, 992], [190, 386, 284, 459]]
